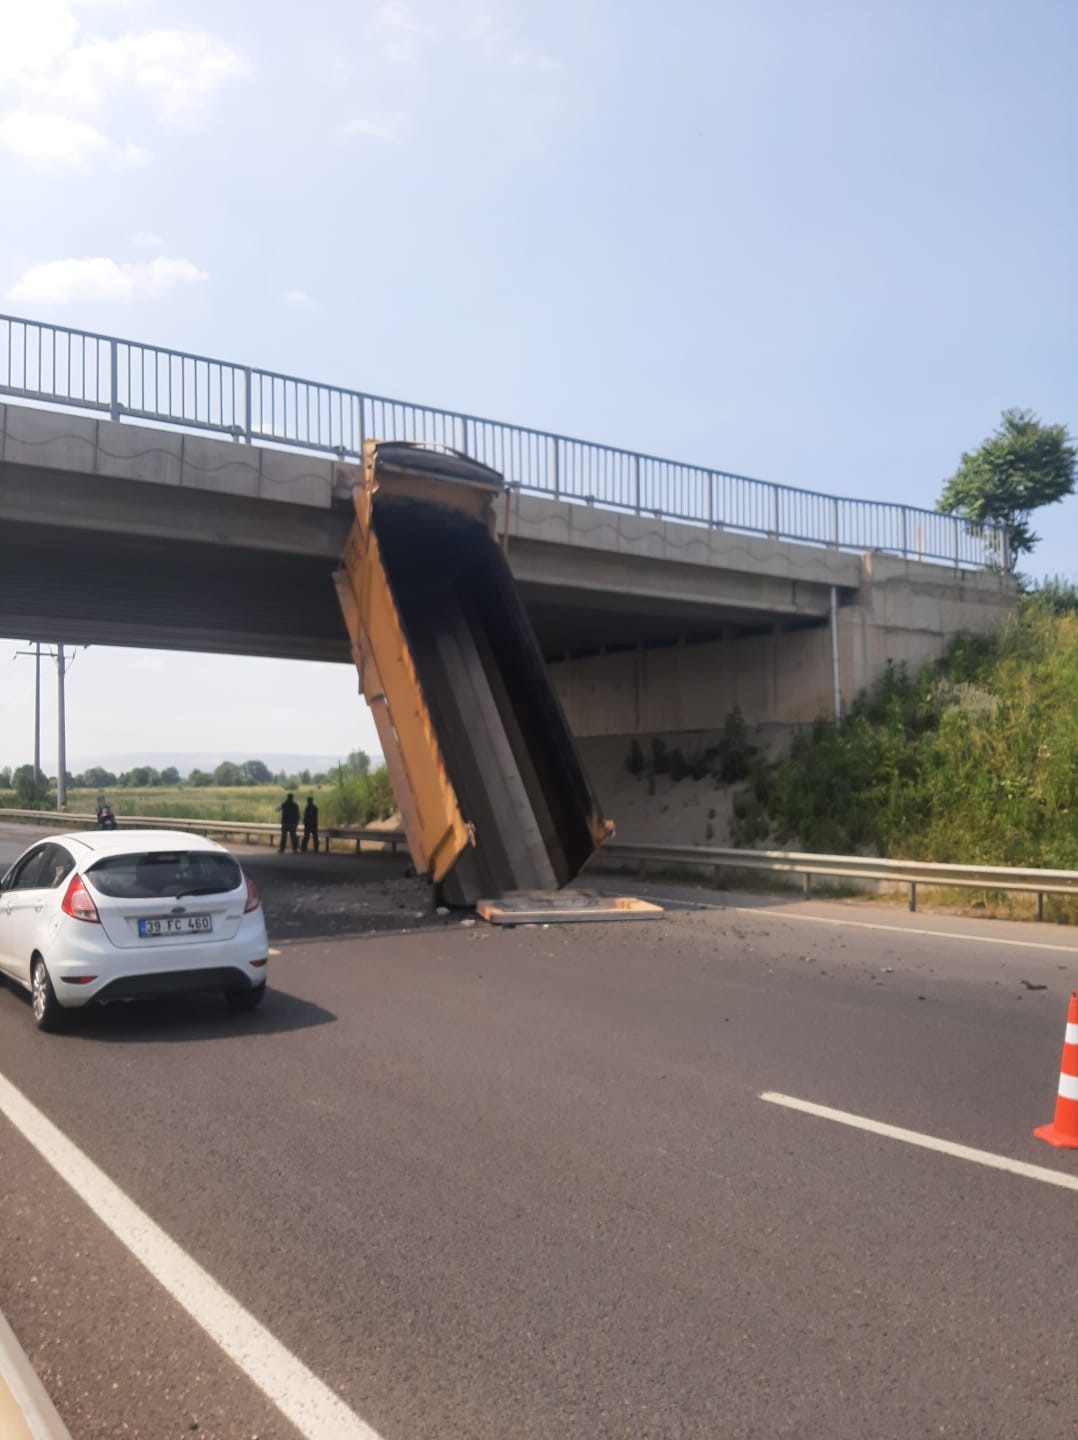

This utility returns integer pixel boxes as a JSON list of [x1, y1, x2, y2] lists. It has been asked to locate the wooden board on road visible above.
[[476, 891, 664, 924]]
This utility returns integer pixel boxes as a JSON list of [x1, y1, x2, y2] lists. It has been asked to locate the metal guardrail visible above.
[[5, 811, 1071, 918], [0, 809, 406, 854], [0, 311, 1005, 569], [600, 842, 1078, 919]]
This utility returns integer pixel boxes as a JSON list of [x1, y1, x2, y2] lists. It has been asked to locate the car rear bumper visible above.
[[84, 965, 265, 1003], [46, 916, 269, 1007]]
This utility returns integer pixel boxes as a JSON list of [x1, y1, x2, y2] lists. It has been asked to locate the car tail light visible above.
[[244, 873, 261, 913], [61, 875, 100, 924]]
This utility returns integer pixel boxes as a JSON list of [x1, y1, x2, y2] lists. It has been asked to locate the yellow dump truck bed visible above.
[[334, 441, 611, 905]]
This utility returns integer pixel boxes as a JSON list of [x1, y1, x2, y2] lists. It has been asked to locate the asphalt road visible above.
[[1, 820, 1077, 1439]]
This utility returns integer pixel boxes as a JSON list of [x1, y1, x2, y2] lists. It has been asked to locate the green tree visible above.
[[13, 764, 50, 808], [0, 767, 11, 789], [188, 769, 213, 786], [76, 766, 117, 790], [159, 766, 181, 786], [120, 766, 158, 788], [241, 759, 272, 785], [937, 409, 1076, 571], [214, 761, 242, 786]]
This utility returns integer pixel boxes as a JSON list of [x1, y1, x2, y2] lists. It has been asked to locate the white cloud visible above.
[[0, 109, 110, 169], [6, 255, 207, 305], [116, 139, 151, 167], [283, 289, 321, 311], [340, 114, 405, 143], [57, 29, 249, 122], [0, 2, 79, 91], [465, 10, 559, 74], [375, 2, 432, 63], [0, 1, 248, 170]]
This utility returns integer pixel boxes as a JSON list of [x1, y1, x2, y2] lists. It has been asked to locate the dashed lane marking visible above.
[[760, 1091, 1078, 1191], [0, 1070, 384, 1440]]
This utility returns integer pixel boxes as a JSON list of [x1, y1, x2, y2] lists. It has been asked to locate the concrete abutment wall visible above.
[[550, 553, 1015, 739]]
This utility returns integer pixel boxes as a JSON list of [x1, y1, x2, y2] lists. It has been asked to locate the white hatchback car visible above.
[[0, 830, 269, 1030]]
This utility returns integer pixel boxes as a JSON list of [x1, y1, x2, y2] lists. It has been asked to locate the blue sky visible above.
[[2, 0, 1076, 774]]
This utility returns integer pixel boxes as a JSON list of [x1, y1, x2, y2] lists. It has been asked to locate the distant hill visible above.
[[66, 752, 382, 777]]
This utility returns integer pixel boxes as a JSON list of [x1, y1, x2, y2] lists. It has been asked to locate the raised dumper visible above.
[[334, 441, 618, 908]]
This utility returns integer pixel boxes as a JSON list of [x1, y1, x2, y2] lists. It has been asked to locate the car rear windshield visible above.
[[87, 851, 243, 900]]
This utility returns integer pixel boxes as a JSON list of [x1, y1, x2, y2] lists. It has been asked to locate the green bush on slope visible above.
[[732, 588, 1078, 870]]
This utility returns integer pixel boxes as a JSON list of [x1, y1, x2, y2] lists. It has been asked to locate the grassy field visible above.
[[1, 785, 334, 824]]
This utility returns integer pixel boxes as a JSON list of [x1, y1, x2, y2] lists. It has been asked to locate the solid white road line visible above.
[[760, 1091, 1078, 1191], [643, 894, 1078, 955], [0, 1071, 384, 1440]]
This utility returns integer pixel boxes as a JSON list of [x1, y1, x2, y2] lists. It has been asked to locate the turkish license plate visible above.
[[138, 915, 212, 937]]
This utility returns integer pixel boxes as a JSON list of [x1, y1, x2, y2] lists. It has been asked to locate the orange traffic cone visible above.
[[1034, 991, 1078, 1149]]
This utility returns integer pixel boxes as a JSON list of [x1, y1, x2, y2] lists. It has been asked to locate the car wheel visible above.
[[225, 982, 266, 1012], [31, 956, 64, 1032]]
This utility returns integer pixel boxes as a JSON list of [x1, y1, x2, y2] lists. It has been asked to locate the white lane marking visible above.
[[0, 1071, 383, 1440], [760, 1091, 1078, 1192], [640, 894, 1078, 955]]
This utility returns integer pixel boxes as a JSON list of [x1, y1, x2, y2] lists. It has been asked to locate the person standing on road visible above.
[[278, 792, 300, 853], [302, 795, 320, 854]]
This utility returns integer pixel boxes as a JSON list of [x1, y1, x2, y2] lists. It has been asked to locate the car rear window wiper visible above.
[[174, 886, 226, 898]]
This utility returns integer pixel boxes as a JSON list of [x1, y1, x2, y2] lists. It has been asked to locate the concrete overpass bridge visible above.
[[0, 313, 1014, 742]]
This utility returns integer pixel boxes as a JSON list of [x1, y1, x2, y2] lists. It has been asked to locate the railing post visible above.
[[771, 486, 780, 538], [830, 497, 839, 548], [461, 417, 471, 455], [633, 454, 641, 514], [243, 367, 252, 443], [901, 508, 908, 559], [552, 436, 560, 499], [109, 339, 120, 421]]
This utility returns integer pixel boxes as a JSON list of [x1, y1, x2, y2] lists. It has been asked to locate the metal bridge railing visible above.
[[0, 311, 1006, 569]]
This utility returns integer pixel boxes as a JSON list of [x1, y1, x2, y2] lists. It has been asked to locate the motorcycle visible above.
[[96, 800, 117, 830]]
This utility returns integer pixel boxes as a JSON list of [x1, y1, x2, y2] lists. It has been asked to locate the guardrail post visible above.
[[803, 872, 812, 897], [1036, 892, 1044, 922], [909, 881, 917, 913], [109, 339, 120, 420]]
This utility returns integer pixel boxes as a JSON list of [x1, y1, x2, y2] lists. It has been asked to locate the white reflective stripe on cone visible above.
[[1066, 1023, 1078, 1046], [1058, 1073, 1078, 1102]]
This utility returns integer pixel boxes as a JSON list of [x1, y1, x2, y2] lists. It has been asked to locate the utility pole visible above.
[[57, 642, 67, 810], [13, 642, 83, 808], [33, 642, 41, 787]]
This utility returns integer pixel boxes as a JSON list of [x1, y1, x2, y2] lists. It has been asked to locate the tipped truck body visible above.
[[334, 441, 611, 905]]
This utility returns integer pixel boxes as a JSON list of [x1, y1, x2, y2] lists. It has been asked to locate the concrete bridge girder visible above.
[[0, 402, 1017, 736]]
